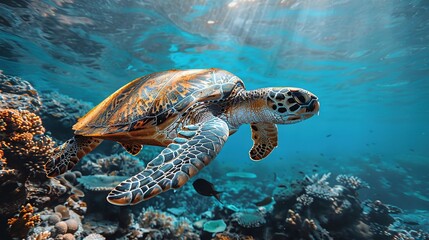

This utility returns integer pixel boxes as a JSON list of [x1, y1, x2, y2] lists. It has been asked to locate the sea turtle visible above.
[[45, 68, 319, 206]]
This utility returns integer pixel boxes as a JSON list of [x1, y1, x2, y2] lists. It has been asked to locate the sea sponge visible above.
[[54, 205, 70, 220], [63, 172, 77, 185], [55, 221, 68, 234], [65, 219, 79, 233], [48, 214, 61, 225], [62, 233, 76, 240]]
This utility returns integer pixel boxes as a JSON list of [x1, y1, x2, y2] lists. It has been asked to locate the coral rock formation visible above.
[[7, 203, 41, 238]]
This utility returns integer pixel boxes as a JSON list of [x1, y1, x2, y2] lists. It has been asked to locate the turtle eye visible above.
[[292, 92, 307, 104]]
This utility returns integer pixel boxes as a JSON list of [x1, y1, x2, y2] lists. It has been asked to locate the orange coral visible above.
[[0, 109, 55, 178], [0, 109, 44, 135], [7, 203, 41, 238], [0, 149, 6, 169], [0, 109, 54, 158], [212, 233, 255, 240]]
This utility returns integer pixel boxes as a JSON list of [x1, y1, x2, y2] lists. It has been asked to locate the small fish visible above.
[[409, 148, 415, 152], [254, 196, 273, 207], [278, 184, 287, 188], [403, 221, 419, 226], [326, 134, 332, 138], [314, 164, 319, 168], [273, 172, 277, 182], [320, 153, 325, 157], [298, 171, 305, 175], [192, 178, 222, 203], [312, 169, 318, 172]]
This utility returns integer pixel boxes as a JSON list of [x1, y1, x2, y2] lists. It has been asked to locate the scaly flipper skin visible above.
[[44, 135, 103, 177], [120, 143, 143, 155], [106, 116, 229, 206], [249, 122, 278, 160]]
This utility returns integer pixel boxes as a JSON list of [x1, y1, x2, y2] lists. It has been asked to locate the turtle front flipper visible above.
[[106, 117, 229, 206], [45, 135, 103, 177], [249, 122, 278, 161]]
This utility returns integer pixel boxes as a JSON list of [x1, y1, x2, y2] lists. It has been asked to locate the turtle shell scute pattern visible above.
[[74, 69, 243, 136]]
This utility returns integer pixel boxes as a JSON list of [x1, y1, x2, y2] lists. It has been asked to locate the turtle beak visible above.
[[290, 93, 319, 121], [302, 95, 319, 118], [307, 98, 319, 113]]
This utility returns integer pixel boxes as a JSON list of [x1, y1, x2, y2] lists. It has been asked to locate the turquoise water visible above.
[[1, 0, 429, 235]]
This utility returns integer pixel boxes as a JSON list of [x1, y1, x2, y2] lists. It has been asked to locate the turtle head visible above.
[[264, 87, 319, 124]]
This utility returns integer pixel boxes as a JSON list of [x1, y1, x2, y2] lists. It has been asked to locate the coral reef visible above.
[[39, 91, 93, 140], [77, 175, 129, 191], [336, 174, 370, 191], [80, 152, 145, 177], [0, 72, 42, 112], [7, 203, 41, 238], [203, 219, 227, 233], [0, 108, 64, 227], [1, 71, 428, 240], [0, 109, 55, 178], [0, 73, 87, 240], [132, 206, 200, 239]]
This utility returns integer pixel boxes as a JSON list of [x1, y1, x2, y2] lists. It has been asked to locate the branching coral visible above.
[[303, 173, 340, 201], [336, 174, 369, 191], [285, 209, 332, 240], [0, 109, 55, 177], [81, 152, 144, 176], [136, 207, 199, 239], [296, 194, 314, 207], [77, 175, 128, 191], [7, 203, 41, 238]]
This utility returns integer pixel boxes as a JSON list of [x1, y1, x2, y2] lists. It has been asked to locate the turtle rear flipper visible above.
[[107, 116, 229, 206], [45, 135, 103, 177]]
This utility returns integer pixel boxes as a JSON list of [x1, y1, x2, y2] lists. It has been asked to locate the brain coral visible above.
[[232, 211, 266, 228]]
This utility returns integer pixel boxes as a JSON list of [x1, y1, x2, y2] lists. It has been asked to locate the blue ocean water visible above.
[[1, 0, 429, 238]]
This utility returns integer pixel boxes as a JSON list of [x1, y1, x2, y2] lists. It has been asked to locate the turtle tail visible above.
[[45, 135, 102, 177]]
